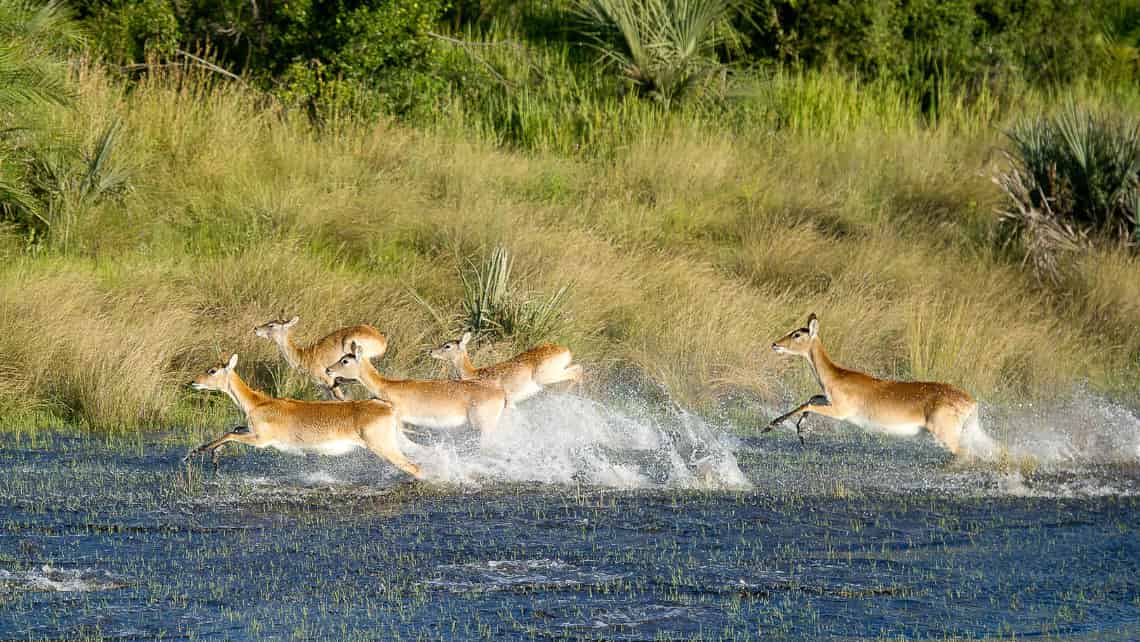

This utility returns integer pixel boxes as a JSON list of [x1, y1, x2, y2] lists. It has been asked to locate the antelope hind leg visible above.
[[362, 421, 423, 479]]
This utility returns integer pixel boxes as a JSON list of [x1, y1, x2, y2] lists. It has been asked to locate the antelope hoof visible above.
[[183, 446, 208, 465], [766, 415, 793, 435], [795, 415, 807, 445]]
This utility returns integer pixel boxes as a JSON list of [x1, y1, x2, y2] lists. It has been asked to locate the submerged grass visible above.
[[1, 61, 1139, 433]]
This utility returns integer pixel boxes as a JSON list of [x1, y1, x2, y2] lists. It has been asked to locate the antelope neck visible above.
[[355, 358, 391, 398], [225, 372, 267, 416], [807, 341, 840, 394], [274, 331, 306, 370], [459, 352, 478, 377]]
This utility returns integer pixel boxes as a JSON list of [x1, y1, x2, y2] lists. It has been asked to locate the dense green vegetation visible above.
[[1, 0, 1138, 432]]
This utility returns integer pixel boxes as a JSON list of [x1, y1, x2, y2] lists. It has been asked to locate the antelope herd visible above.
[[187, 318, 583, 475], [186, 313, 996, 476]]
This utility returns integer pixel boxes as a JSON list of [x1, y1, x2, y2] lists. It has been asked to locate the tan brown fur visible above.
[[326, 343, 507, 442], [187, 354, 421, 477], [255, 316, 388, 399], [430, 333, 583, 403], [767, 314, 994, 457]]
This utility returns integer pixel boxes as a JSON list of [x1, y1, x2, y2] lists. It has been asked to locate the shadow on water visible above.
[[1, 389, 1138, 640]]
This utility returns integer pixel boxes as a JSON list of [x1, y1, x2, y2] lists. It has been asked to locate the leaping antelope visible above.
[[429, 332, 583, 404], [325, 342, 507, 443], [766, 313, 996, 457], [186, 354, 422, 478], [254, 316, 387, 400]]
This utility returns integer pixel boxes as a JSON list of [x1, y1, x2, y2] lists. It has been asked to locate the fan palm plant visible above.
[[995, 103, 1140, 283], [573, 0, 750, 106], [0, 0, 83, 232], [459, 245, 572, 345]]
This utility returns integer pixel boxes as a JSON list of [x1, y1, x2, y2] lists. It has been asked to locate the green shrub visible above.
[[82, 0, 179, 62], [74, 0, 450, 120], [741, 0, 1126, 99]]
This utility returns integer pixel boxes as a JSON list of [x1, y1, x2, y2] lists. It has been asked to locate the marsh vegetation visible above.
[[1, 424, 1137, 640], [1, 2, 1139, 636], [1, 0, 1139, 431]]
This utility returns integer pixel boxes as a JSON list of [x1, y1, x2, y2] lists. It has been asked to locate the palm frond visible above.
[[574, 0, 749, 105]]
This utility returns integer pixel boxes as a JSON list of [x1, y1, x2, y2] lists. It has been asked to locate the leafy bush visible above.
[[995, 104, 1140, 282], [75, 0, 449, 119], [82, 0, 179, 62], [741, 0, 1128, 102]]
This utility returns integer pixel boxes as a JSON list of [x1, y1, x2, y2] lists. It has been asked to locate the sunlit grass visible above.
[[1, 62, 1139, 432]]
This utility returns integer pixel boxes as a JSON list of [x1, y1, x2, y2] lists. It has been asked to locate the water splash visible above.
[[984, 389, 1140, 464], [407, 393, 751, 490], [0, 566, 126, 593]]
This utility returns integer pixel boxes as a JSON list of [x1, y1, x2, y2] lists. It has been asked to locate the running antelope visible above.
[[186, 354, 422, 478], [429, 332, 583, 404], [254, 316, 387, 400], [766, 314, 996, 457], [326, 342, 507, 442]]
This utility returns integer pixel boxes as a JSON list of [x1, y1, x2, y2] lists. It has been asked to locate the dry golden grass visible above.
[[2, 64, 1138, 432]]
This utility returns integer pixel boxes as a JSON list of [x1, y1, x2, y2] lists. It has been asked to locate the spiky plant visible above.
[[459, 245, 571, 344], [0, 0, 82, 112], [573, 0, 748, 106], [461, 245, 515, 335], [993, 163, 1087, 285], [995, 103, 1140, 283], [31, 119, 132, 251], [1007, 104, 1140, 235], [0, 0, 84, 234]]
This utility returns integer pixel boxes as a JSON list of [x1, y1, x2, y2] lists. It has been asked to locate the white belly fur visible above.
[[847, 415, 924, 437], [401, 414, 468, 429], [259, 440, 362, 456], [508, 381, 544, 403]]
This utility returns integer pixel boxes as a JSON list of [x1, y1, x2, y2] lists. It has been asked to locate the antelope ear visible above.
[[351, 341, 363, 358], [227, 354, 239, 370], [459, 332, 472, 349], [807, 314, 819, 338], [285, 316, 299, 327]]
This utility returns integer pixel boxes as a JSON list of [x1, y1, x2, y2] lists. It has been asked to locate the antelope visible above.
[[325, 342, 507, 443], [254, 316, 388, 400], [185, 354, 422, 478], [429, 332, 583, 404], [765, 313, 997, 457]]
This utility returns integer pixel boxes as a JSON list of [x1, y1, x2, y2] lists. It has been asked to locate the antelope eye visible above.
[[208, 368, 217, 375]]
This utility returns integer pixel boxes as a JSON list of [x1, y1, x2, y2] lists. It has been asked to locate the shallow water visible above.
[[1, 393, 1138, 641]]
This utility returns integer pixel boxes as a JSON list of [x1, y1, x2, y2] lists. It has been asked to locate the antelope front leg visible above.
[[764, 395, 834, 442], [183, 426, 251, 468]]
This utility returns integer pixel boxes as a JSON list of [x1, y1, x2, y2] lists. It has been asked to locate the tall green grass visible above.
[[1, 60, 1139, 433]]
